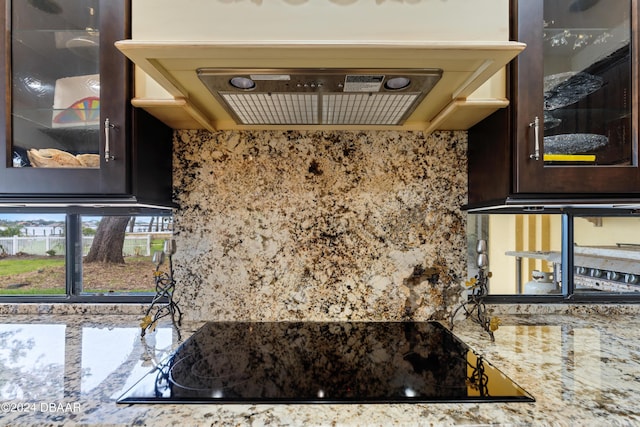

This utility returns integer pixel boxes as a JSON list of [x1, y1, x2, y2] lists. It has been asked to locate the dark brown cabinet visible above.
[[0, 0, 172, 206], [468, 0, 640, 209]]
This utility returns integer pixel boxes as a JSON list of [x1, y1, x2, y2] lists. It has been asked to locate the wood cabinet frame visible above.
[[0, 0, 173, 207], [468, 0, 640, 209]]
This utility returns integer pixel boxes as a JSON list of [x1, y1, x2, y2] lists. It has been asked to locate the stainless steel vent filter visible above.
[[198, 68, 442, 126]]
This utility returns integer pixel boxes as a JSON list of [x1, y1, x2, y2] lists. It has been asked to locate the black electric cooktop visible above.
[[117, 321, 534, 404]]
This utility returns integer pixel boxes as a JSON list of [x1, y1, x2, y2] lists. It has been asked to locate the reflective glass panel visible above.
[[543, 0, 632, 166], [11, 0, 100, 169], [0, 324, 65, 399], [81, 326, 174, 397]]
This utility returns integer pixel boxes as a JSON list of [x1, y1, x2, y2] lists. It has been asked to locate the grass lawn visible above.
[[0, 255, 156, 295], [0, 288, 65, 295], [0, 257, 65, 276]]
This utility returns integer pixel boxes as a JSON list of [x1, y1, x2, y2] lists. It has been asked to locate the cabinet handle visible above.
[[529, 116, 540, 161], [104, 118, 116, 162]]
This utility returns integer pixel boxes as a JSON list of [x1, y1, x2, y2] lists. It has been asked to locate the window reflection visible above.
[[0, 324, 65, 399], [110, 327, 174, 400], [0, 323, 175, 401], [81, 326, 173, 395]]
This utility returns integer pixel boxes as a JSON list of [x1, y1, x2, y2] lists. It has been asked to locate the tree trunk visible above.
[[84, 216, 130, 264], [127, 217, 136, 233]]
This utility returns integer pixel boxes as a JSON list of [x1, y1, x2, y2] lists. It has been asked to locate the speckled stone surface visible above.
[[1, 312, 640, 426], [0, 303, 148, 315], [171, 130, 468, 322], [488, 303, 640, 316]]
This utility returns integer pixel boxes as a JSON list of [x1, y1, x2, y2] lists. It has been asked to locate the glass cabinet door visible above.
[[542, 0, 632, 166], [0, 0, 130, 196], [513, 0, 640, 195], [11, 0, 101, 170], [467, 0, 640, 205]]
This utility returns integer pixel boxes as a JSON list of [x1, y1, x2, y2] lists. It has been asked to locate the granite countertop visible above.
[[1, 307, 639, 426]]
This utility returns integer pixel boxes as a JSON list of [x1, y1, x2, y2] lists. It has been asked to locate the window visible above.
[[571, 215, 640, 296], [0, 209, 172, 302], [79, 215, 172, 295], [469, 211, 640, 302], [0, 213, 66, 296]]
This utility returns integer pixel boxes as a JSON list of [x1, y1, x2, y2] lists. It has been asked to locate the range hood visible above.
[[196, 68, 442, 126], [116, 41, 525, 132], [116, 0, 524, 132]]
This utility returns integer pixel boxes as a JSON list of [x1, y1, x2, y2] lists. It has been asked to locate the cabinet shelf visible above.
[[13, 29, 99, 63], [38, 128, 99, 153], [13, 110, 99, 155], [13, 109, 99, 130], [546, 108, 631, 123]]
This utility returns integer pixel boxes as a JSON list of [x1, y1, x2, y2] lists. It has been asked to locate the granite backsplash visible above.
[[171, 130, 468, 322]]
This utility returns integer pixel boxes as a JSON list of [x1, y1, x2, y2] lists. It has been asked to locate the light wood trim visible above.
[[116, 40, 525, 130], [425, 98, 510, 134], [131, 97, 215, 131]]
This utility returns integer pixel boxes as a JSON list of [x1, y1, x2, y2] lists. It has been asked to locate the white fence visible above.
[[0, 234, 153, 257]]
